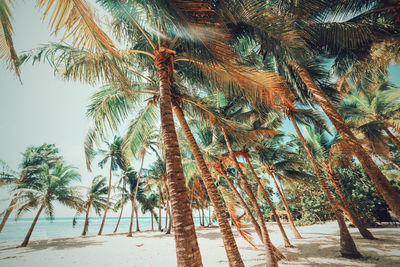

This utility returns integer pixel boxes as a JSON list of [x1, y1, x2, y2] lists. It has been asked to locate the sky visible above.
[[1, 2, 400, 218]]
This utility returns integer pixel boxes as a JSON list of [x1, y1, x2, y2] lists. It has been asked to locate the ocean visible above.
[[0, 216, 208, 242]]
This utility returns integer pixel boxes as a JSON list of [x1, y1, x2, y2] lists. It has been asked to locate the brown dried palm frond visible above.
[[193, 177, 204, 201], [219, 186, 256, 248], [37, 0, 118, 55]]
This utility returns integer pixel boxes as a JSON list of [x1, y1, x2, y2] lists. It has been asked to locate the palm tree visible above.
[[81, 175, 108, 236], [285, 107, 362, 258], [16, 163, 83, 247], [124, 168, 145, 237], [96, 136, 126, 235], [302, 125, 376, 240], [0, 144, 61, 232], [141, 193, 158, 231], [338, 80, 400, 155], [1, 0, 118, 79]]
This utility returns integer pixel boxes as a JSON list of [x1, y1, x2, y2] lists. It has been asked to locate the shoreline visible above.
[[0, 222, 399, 266]]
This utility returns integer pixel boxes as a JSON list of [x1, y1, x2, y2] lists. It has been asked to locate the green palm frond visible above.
[[0, 0, 20, 78]]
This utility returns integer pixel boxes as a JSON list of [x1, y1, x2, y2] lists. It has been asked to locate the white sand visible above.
[[0, 222, 399, 267]]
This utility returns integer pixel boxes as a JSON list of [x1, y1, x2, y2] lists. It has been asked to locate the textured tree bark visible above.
[[293, 63, 400, 219], [114, 175, 126, 233], [135, 207, 140, 232], [383, 127, 400, 148], [0, 195, 17, 232], [158, 186, 162, 231], [127, 197, 135, 237], [173, 103, 245, 266], [20, 202, 45, 247], [222, 128, 279, 267], [155, 46, 202, 266], [289, 115, 362, 258], [219, 168, 285, 262], [326, 167, 375, 240], [98, 157, 113, 235], [82, 200, 91, 236], [245, 157, 293, 247], [131, 154, 145, 230], [151, 209, 154, 231], [271, 174, 302, 239]]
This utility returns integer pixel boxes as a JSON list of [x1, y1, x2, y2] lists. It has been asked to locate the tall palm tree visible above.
[[302, 125, 376, 240], [285, 107, 362, 258], [16, 163, 83, 247], [81, 175, 108, 236], [96, 136, 126, 235], [0, 144, 61, 232]]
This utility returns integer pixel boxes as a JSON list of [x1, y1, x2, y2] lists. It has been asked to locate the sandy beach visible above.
[[0, 222, 398, 267]]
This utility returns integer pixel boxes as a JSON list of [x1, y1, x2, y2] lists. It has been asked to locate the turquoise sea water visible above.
[[0, 216, 208, 242]]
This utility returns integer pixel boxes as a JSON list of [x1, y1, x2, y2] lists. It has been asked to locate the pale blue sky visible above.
[[0, 2, 399, 218]]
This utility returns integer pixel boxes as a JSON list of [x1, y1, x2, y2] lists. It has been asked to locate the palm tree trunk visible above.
[[219, 168, 286, 262], [0, 195, 17, 232], [198, 209, 202, 226], [113, 204, 124, 234], [293, 63, 400, 219], [270, 175, 302, 239], [98, 157, 113, 235], [326, 167, 375, 240], [189, 184, 195, 209], [151, 209, 154, 231], [173, 104, 244, 266], [222, 128, 279, 267], [383, 127, 400, 148], [245, 157, 293, 247], [201, 207, 205, 226], [20, 202, 45, 247], [220, 169, 262, 241], [127, 197, 135, 237], [135, 207, 140, 232], [289, 114, 361, 258], [155, 45, 202, 267], [82, 200, 91, 236], [208, 206, 211, 225], [158, 186, 162, 231], [114, 175, 127, 233]]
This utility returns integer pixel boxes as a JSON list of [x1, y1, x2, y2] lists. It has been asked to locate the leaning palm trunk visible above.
[[98, 157, 113, 235], [127, 197, 135, 237], [326, 167, 375, 240], [0, 195, 18, 232], [270, 175, 302, 239], [292, 63, 400, 219], [173, 104, 245, 267], [157, 186, 162, 231], [82, 200, 91, 236], [218, 166, 285, 262], [245, 158, 293, 248], [289, 115, 361, 258], [130, 153, 145, 231], [135, 207, 140, 231], [383, 127, 400, 148], [222, 128, 279, 267], [114, 175, 127, 233], [154, 45, 202, 266], [20, 202, 45, 247]]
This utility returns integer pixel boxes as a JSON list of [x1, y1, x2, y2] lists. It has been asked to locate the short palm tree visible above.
[[81, 175, 109, 236], [0, 144, 61, 232], [140, 193, 159, 231], [16, 163, 82, 247]]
